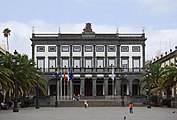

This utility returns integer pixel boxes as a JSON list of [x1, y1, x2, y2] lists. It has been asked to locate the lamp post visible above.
[[53, 70, 58, 107], [146, 74, 151, 108], [12, 50, 19, 112], [35, 73, 40, 109], [121, 78, 125, 107], [119, 68, 125, 107]]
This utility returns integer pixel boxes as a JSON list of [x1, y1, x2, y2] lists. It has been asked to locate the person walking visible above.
[[129, 102, 133, 113], [84, 100, 88, 108]]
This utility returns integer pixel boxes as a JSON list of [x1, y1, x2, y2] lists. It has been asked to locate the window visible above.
[[121, 46, 129, 52], [73, 46, 81, 52], [108, 46, 115, 52], [96, 46, 104, 52], [97, 58, 104, 67], [121, 58, 129, 72], [37, 58, 45, 72], [132, 46, 140, 52], [133, 57, 140, 72], [48, 46, 56, 52], [37, 46, 45, 52], [73, 58, 80, 68], [85, 46, 92, 52], [48, 57, 56, 72], [108, 59, 115, 67], [62, 46, 69, 52], [62, 58, 69, 67], [85, 58, 92, 68]]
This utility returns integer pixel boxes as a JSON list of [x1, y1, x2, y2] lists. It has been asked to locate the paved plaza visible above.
[[0, 107, 177, 120]]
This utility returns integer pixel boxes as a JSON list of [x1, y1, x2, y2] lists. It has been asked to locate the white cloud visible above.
[[145, 27, 177, 59], [139, 0, 177, 13], [1, 20, 177, 60]]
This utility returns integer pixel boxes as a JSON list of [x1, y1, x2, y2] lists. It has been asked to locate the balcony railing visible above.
[[40, 67, 144, 74]]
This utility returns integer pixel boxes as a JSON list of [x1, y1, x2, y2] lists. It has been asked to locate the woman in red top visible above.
[[129, 102, 133, 113]]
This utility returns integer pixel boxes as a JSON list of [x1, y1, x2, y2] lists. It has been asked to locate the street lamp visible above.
[[12, 50, 19, 112], [121, 78, 125, 107], [53, 70, 58, 107], [118, 68, 125, 107], [146, 74, 151, 108], [35, 72, 40, 109]]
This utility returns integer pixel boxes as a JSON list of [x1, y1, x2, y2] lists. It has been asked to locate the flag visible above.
[[59, 68, 62, 81], [67, 68, 69, 82], [55, 68, 60, 79], [64, 68, 66, 81], [69, 68, 73, 81], [111, 66, 115, 81]]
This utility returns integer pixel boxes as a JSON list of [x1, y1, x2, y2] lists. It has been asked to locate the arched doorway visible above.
[[108, 78, 113, 95], [132, 79, 140, 96], [96, 78, 104, 96], [85, 79, 92, 96], [73, 78, 80, 95], [48, 79, 56, 96], [121, 79, 129, 96]]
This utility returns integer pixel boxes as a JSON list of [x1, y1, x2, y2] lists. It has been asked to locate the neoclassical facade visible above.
[[30, 23, 147, 100]]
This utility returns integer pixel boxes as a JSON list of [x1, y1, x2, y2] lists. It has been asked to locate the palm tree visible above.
[[161, 65, 177, 98], [141, 63, 165, 106], [0, 55, 14, 102], [0, 53, 46, 103], [141, 63, 165, 94], [3, 28, 11, 52], [16, 54, 46, 97]]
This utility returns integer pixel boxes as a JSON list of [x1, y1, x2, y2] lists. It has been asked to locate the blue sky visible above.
[[0, 0, 177, 60]]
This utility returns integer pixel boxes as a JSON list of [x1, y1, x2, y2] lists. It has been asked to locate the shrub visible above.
[[162, 98, 171, 107]]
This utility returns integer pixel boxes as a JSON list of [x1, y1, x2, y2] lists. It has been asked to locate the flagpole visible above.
[[64, 80, 65, 100], [111, 65, 115, 97]]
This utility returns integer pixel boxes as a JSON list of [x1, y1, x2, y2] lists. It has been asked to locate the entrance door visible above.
[[50, 85, 56, 96], [96, 80, 103, 96], [85, 79, 92, 96], [108, 79, 113, 95], [73, 80, 80, 95], [133, 84, 138, 96]]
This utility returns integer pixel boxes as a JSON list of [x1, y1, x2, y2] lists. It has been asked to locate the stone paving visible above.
[[0, 107, 177, 120]]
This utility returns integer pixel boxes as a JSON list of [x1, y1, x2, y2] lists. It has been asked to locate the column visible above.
[[104, 77, 108, 96], [93, 45, 96, 67], [70, 80, 73, 100], [82, 44, 84, 68], [59, 79, 62, 100], [112, 80, 115, 96], [129, 81, 133, 97], [67, 81, 70, 99], [105, 45, 107, 67], [117, 45, 120, 68], [80, 78, 85, 96], [57, 44, 61, 66], [116, 79, 121, 96], [92, 78, 96, 97], [70, 45, 72, 67], [57, 80, 59, 101]]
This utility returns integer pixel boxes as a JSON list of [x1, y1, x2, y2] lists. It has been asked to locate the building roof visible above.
[[150, 46, 177, 65]]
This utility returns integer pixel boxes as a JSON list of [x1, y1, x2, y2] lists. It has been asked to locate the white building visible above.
[[30, 23, 147, 100]]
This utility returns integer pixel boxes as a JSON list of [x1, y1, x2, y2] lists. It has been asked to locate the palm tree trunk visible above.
[[7, 37, 9, 52]]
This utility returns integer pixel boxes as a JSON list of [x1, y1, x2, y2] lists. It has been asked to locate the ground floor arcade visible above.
[[48, 77, 140, 100]]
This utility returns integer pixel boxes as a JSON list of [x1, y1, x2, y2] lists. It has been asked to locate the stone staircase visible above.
[[57, 100, 123, 107], [32, 96, 146, 107]]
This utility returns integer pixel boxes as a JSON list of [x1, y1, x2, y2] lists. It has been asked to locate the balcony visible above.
[[41, 67, 144, 74]]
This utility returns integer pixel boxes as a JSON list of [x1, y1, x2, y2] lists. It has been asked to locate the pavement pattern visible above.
[[0, 107, 177, 120]]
